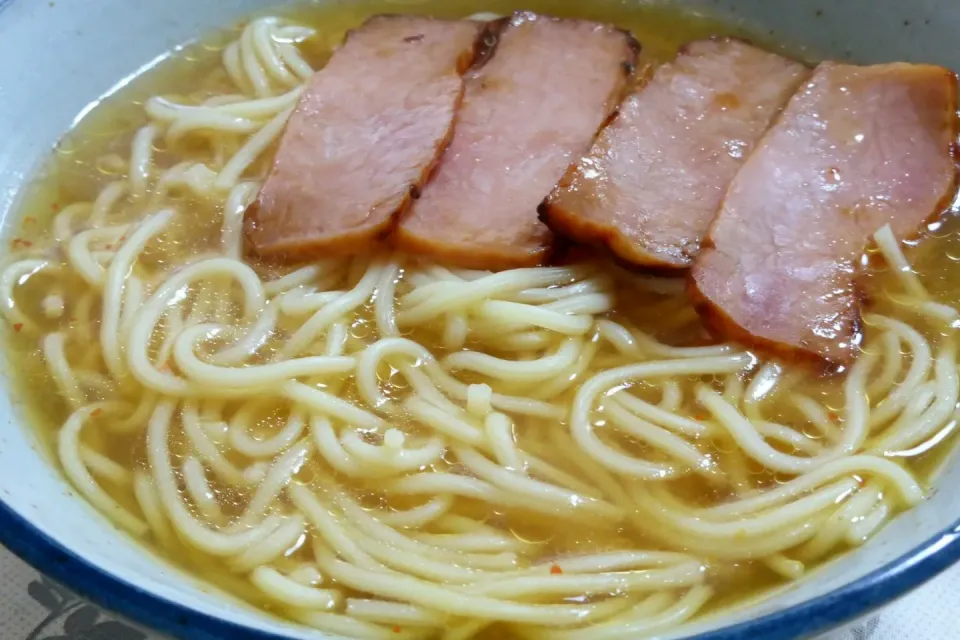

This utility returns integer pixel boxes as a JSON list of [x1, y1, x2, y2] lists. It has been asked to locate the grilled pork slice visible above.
[[244, 16, 485, 260], [395, 12, 639, 270], [542, 38, 808, 270], [690, 61, 958, 365]]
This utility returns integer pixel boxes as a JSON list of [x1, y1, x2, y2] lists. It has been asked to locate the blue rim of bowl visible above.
[[1, 0, 959, 638], [0, 492, 957, 640]]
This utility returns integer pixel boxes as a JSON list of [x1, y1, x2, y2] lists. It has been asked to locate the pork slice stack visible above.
[[690, 62, 958, 365], [395, 12, 639, 269], [240, 9, 960, 369], [541, 38, 808, 269], [244, 16, 486, 260]]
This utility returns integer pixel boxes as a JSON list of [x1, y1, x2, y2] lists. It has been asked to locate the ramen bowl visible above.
[[0, 0, 958, 638]]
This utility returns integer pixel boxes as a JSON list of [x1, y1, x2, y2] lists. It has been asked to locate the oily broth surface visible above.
[[3, 0, 959, 635], [8, 0, 744, 485]]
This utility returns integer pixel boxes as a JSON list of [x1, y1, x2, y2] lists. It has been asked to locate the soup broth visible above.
[[3, 1, 958, 638]]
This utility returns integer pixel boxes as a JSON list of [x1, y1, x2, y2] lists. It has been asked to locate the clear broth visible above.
[[4, 0, 959, 635]]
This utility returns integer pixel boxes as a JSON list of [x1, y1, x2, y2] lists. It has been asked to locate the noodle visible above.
[[2, 12, 957, 640]]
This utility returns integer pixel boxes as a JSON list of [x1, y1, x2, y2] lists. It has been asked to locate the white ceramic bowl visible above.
[[0, 0, 958, 638]]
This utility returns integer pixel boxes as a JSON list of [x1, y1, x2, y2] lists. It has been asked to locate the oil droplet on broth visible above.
[[800, 421, 824, 440], [375, 361, 394, 383], [773, 472, 795, 486], [711, 434, 737, 454], [95, 153, 127, 175], [509, 524, 556, 545], [350, 318, 372, 340]]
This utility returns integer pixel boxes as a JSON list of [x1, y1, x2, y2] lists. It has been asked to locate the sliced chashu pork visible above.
[[541, 38, 808, 269], [691, 62, 958, 366], [395, 12, 639, 270], [244, 16, 485, 260]]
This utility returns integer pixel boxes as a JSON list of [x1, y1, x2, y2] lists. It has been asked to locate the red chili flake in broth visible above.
[[695, 414, 706, 421], [91, 408, 103, 417], [392, 626, 402, 634], [828, 412, 839, 422], [20, 240, 32, 247], [550, 563, 563, 575], [50, 202, 60, 211], [12, 323, 22, 333]]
